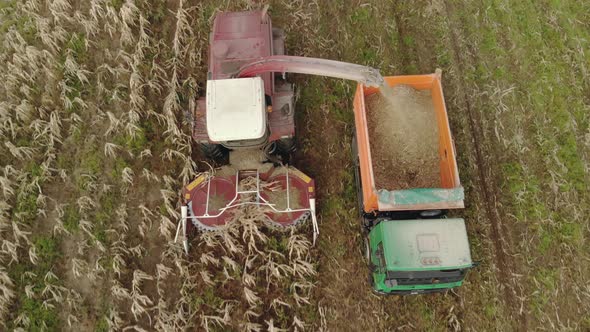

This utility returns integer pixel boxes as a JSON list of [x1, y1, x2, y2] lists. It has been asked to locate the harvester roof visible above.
[[206, 77, 266, 142]]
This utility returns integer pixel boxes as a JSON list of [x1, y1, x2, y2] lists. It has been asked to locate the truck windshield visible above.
[[385, 269, 468, 286]]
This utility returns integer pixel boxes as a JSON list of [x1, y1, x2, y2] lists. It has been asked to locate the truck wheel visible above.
[[352, 134, 367, 222], [364, 237, 371, 263], [351, 134, 359, 165], [200, 143, 228, 163], [419, 209, 443, 218]]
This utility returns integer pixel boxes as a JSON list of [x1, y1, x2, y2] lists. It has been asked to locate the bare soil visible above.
[[366, 84, 441, 189], [4, 0, 588, 330]]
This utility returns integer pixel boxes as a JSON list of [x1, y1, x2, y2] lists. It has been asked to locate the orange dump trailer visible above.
[[353, 71, 464, 215]]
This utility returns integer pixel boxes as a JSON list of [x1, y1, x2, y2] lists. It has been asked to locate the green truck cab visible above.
[[366, 218, 472, 294]]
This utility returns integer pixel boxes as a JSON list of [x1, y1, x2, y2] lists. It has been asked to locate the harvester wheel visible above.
[[200, 143, 228, 163], [275, 137, 296, 155]]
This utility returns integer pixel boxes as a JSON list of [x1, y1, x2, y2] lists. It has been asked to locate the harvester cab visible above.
[[205, 77, 267, 143]]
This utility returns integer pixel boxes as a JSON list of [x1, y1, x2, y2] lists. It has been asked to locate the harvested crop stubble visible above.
[[192, 178, 316, 330], [366, 84, 441, 189]]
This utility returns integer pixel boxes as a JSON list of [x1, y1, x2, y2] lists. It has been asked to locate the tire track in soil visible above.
[[442, 1, 527, 330], [391, 7, 417, 74], [390, 2, 468, 328]]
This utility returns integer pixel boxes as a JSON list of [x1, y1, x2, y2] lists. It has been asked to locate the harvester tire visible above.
[[200, 143, 228, 163], [275, 137, 296, 155]]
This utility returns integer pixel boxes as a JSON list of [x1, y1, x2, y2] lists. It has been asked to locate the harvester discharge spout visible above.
[[235, 55, 385, 87]]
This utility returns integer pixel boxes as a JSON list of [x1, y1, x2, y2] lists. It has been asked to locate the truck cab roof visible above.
[[372, 218, 472, 271]]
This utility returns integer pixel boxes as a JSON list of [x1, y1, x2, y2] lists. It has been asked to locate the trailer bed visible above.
[[353, 72, 464, 213], [365, 85, 440, 190]]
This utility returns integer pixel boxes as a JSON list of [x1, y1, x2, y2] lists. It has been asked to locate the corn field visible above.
[[0, 0, 320, 330], [3, 0, 590, 331]]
